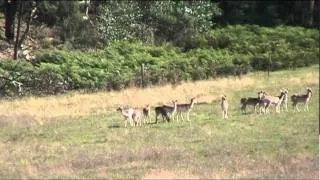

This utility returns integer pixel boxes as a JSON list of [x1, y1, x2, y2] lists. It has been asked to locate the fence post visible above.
[[140, 63, 145, 88], [268, 51, 271, 78]]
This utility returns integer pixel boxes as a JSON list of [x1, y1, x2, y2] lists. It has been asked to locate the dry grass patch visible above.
[[0, 75, 256, 123], [144, 169, 199, 179], [0, 68, 317, 124]]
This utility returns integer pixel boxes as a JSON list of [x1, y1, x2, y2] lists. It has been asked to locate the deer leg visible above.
[[143, 116, 147, 124], [170, 113, 175, 122], [305, 103, 309, 112], [128, 119, 131, 127], [165, 112, 170, 123], [180, 113, 184, 122], [176, 112, 180, 123], [259, 106, 262, 114], [285, 103, 288, 112], [264, 105, 268, 114], [275, 104, 279, 113]]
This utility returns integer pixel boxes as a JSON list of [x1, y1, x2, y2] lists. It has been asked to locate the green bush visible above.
[[0, 25, 318, 97]]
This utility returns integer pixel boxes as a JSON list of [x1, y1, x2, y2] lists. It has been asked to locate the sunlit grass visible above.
[[0, 65, 318, 179]]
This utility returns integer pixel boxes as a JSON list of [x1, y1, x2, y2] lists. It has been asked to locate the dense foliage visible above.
[[97, 1, 221, 47], [1, 0, 319, 49], [0, 25, 318, 96]]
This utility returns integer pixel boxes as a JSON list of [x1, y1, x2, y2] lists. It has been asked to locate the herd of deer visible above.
[[117, 87, 313, 127]]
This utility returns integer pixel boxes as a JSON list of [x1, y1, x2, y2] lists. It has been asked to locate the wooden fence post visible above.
[[140, 63, 145, 88], [268, 51, 271, 78]]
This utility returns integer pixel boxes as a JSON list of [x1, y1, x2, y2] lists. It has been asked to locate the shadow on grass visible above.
[[108, 120, 186, 129], [108, 124, 121, 128], [108, 121, 159, 128]]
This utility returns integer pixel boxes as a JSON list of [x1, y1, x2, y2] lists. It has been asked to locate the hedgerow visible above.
[[0, 25, 318, 96]]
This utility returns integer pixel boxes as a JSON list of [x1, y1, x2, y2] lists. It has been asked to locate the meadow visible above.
[[0, 65, 318, 179]]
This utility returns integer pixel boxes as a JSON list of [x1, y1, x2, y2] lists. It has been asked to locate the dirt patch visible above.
[[143, 169, 199, 179]]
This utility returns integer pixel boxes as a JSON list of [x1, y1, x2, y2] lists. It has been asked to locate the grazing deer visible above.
[[142, 104, 151, 124], [258, 90, 286, 114], [279, 89, 288, 112], [240, 97, 260, 114], [155, 100, 178, 124], [221, 95, 229, 119], [176, 97, 197, 122], [116, 107, 135, 128], [291, 88, 312, 112]]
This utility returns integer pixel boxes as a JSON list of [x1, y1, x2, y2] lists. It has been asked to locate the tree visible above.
[[4, 0, 17, 41], [97, 0, 221, 47], [13, 1, 38, 59]]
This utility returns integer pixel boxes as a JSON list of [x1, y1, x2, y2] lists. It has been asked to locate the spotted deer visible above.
[[175, 97, 197, 122], [258, 90, 286, 114], [291, 88, 312, 112]]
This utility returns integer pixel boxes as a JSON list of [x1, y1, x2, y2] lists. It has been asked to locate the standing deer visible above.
[[117, 106, 142, 127], [142, 104, 151, 124], [155, 100, 178, 123], [291, 88, 312, 112], [116, 107, 135, 128], [258, 90, 286, 114], [175, 97, 197, 122], [240, 97, 261, 114], [279, 89, 288, 112], [221, 95, 229, 119]]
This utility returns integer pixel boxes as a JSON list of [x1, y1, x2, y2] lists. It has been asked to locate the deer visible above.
[[221, 95, 229, 119], [132, 108, 142, 126], [154, 100, 178, 124], [117, 106, 142, 127], [240, 97, 261, 114], [279, 89, 288, 112], [258, 90, 286, 114], [142, 104, 151, 124], [175, 97, 197, 122], [291, 88, 312, 112], [116, 107, 135, 128]]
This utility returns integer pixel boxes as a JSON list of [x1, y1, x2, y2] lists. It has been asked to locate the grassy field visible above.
[[0, 66, 318, 179]]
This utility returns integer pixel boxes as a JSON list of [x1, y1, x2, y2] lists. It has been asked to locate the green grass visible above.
[[0, 66, 318, 179]]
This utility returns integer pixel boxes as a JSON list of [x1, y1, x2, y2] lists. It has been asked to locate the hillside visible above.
[[0, 65, 318, 179], [0, 25, 318, 97]]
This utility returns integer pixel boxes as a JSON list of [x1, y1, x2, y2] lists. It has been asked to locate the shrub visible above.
[[0, 25, 318, 97]]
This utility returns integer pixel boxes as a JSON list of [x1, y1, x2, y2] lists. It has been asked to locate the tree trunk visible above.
[[4, 0, 18, 42], [18, 3, 39, 49], [307, 0, 315, 26], [13, 0, 22, 59]]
